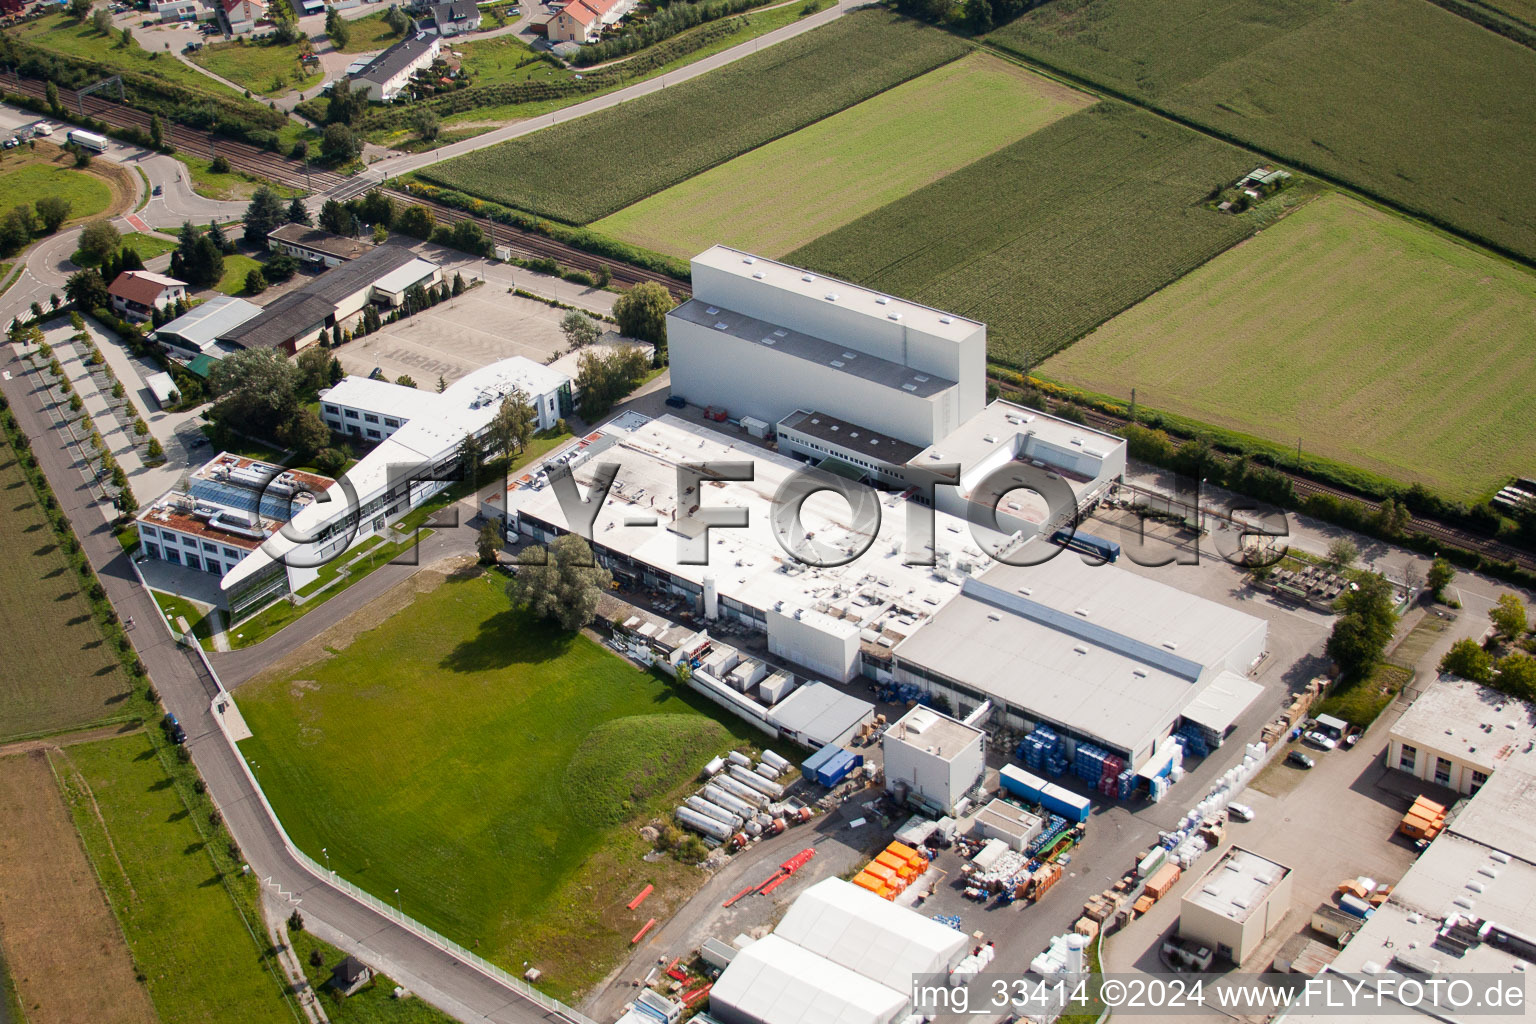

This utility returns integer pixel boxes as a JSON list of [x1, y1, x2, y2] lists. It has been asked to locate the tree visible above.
[[457, 431, 482, 473], [321, 123, 361, 166], [412, 105, 440, 142], [73, 146, 93, 169], [1373, 497, 1410, 538], [291, 139, 309, 162], [78, 219, 121, 265], [395, 374, 417, 388], [507, 534, 612, 631], [68, 0, 90, 18], [1491, 594, 1529, 644], [207, 348, 300, 437], [1440, 638, 1494, 683], [185, 235, 224, 288], [263, 252, 300, 283], [451, 272, 465, 297], [149, 114, 163, 150], [397, 205, 435, 240], [318, 199, 355, 236], [324, 78, 367, 127], [963, 0, 992, 32], [612, 281, 675, 359], [278, 408, 330, 455], [384, 3, 409, 34], [64, 269, 109, 311], [1495, 653, 1536, 701], [243, 186, 288, 246], [210, 155, 230, 175], [331, 324, 342, 347], [325, 5, 350, 47], [436, 374, 447, 393], [1327, 573, 1397, 677], [285, 198, 310, 228], [244, 267, 267, 294], [1427, 557, 1456, 601], [356, 189, 395, 230], [448, 219, 486, 255], [561, 309, 602, 350], [44, 81, 61, 116], [476, 521, 502, 565], [207, 219, 232, 254], [35, 196, 71, 233], [295, 346, 334, 397], [116, 245, 144, 274], [92, 5, 112, 31], [1326, 538, 1358, 568], [489, 390, 535, 456], [574, 344, 648, 420], [119, 25, 132, 47]]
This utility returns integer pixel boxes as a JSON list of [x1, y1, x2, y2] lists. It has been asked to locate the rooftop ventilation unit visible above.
[[825, 293, 839, 302], [774, 329, 787, 337], [902, 383, 918, 391], [742, 257, 755, 264], [913, 374, 929, 382], [802, 274, 815, 283], [706, 306, 719, 315], [888, 312, 902, 321], [842, 352, 857, 359], [939, 316, 952, 324], [714, 322, 729, 331], [830, 360, 844, 368], [761, 337, 776, 345], [876, 297, 889, 305]]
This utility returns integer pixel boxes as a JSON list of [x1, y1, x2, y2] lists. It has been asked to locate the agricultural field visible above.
[[56, 734, 297, 1024], [1039, 194, 1536, 501], [10, 12, 248, 101], [188, 39, 323, 97], [990, 0, 1536, 263], [0, 752, 157, 1024], [593, 53, 1092, 259], [419, 10, 971, 223], [235, 569, 778, 998], [0, 450, 136, 743], [789, 101, 1258, 368]]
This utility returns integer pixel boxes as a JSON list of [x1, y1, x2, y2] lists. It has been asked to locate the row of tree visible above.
[[1440, 595, 1535, 699]]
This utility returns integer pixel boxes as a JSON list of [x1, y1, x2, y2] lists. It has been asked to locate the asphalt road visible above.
[[0, 355, 581, 1024]]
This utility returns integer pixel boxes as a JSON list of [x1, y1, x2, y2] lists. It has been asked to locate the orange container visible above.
[[886, 842, 929, 874], [876, 852, 915, 878], [852, 872, 884, 895]]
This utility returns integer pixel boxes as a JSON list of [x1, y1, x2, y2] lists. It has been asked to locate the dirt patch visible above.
[[243, 557, 471, 685], [86, 159, 139, 219], [0, 752, 157, 1024]]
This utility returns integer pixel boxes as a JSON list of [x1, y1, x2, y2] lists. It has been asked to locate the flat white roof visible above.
[[1390, 674, 1536, 775], [709, 933, 908, 1024], [914, 399, 1125, 501], [500, 413, 988, 632], [885, 705, 983, 760], [319, 376, 447, 422], [1182, 671, 1266, 736], [770, 682, 872, 747], [772, 878, 966, 992], [371, 257, 440, 296], [1184, 846, 1290, 923], [692, 244, 983, 343]]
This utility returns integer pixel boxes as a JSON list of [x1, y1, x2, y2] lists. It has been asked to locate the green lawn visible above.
[[235, 572, 776, 998], [789, 101, 1259, 369], [1040, 194, 1536, 500], [989, 0, 1536, 264], [0, 449, 135, 743], [174, 153, 304, 202], [456, 32, 558, 87], [420, 10, 971, 223], [150, 590, 217, 647], [189, 39, 323, 97], [0, 162, 113, 222], [121, 232, 180, 262], [593, 53, 1091, 259], [215, 253, 267, 296], [54, 735, 298, 1024], [285, 929, 459, 1024], [13, 12, 249, 101], [334, 11, 407, 52]]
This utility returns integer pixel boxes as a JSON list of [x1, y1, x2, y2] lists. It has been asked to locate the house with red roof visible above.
[[221, 0, 266, 34], [549, 0, 634, 44], [109, 271, 188, 321]]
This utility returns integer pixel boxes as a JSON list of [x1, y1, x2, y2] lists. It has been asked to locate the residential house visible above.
[[221, 0, 266, 33], [108, 271, 188, 321], [347, 31, 442, 102], [430, 0, 481, 36], [548, 0, 633, 43]]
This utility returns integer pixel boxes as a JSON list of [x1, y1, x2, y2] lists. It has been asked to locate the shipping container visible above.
[[1337, 893, 1374, 918], [1000, 764, 1048, 804], [1143, 862, 1182, 901], [1039, 782, 1091, 824]]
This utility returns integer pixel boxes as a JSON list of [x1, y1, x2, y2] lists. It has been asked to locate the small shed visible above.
[[145, 371, 179, 409], [328, 955, 372, 996]]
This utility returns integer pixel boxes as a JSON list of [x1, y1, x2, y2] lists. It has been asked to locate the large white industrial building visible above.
[[708, 878, 967, 1024], [882, 705, 987, 816], [1385, 674, 1535, 796], [217, 357, 571, 616]]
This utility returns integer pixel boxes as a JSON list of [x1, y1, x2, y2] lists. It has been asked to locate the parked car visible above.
[[1304, 730, 1338, 750], [1287, 750, 1316, 769], [664, 395, 686, 409], [162, 712, 187, 744], [1228, 802, 1254, 822], [1, 136, 17, 149], [151, 184, 163, 196]]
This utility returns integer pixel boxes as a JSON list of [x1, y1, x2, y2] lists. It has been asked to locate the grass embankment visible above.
[[420, 10, 971, 222], [0, 451, 136, 743], [12, 12, 250, 100], [1042, 194, 1536, 501], [236, 570, 779, 999], [173, 153, 303, 202], [594, 53, 1091, 259], [188, 39, 323, 97]]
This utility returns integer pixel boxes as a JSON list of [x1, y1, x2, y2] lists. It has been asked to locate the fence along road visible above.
[[0, 345, 593, 1024]]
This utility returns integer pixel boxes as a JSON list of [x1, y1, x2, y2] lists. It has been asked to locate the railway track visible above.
[[991, 375, 1536, 573], [6, 75, 691, 293]]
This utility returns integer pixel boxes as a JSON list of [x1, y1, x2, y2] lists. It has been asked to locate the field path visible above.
[[359, 0, 868, 184], [0, 722, 143, 760]]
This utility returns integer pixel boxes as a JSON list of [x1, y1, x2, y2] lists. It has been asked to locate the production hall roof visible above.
[[221, 245, 426, 351], [152, 295, 262, 350], [1184, 846, 1290, 924], [1390, 674, 1536, 775], [710, 934, 908, 1024]]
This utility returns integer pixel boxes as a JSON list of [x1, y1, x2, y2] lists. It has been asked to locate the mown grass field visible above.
[[188, 39, 323, 97], [0, 161, 113, 223], [285, 929, 458, 1024], [789, 101, 1257, 368], [0, 751, 158, 1024], [419, 10, 971, 223], [593, 53, 1091, 259], [235, 570, 774, 998], [12, 12, 247, 101], [334, 11, 407, 53], [990, 0, 1536, 263], [121, 232, 180, 262], [1039, 194, 1536, 501], [0, 451, 136, 743], [56, 735, 297, 1024]]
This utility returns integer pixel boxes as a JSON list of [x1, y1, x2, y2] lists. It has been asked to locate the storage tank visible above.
[[704, 784, 758, 819], [676, 806, 734, 841], [728, 751, 753, 768], [702, 756, 726, 778], [686, 796, 743, 828], [761, 749, 791, 772], [714, 775, 769, 807], [730, 765, 785, 798], [755, 762, 781, 780]]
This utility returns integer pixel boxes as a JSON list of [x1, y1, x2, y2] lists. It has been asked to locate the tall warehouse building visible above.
[[667, 245, 986, 448]]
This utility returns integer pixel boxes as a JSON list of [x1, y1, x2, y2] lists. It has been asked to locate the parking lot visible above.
[[337, 285, 623, 385]]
